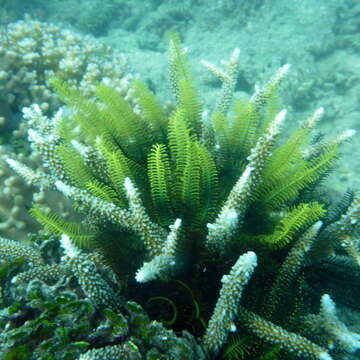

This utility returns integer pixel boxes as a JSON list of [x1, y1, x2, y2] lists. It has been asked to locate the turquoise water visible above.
[[0, 1, 359, 359], [1, 0, 359, 189]]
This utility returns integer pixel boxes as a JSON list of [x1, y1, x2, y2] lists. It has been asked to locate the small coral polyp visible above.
[[2, 35, 360, 360]]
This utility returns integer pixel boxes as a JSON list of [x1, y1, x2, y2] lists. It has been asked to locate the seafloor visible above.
[[1, 0, 359, 192]]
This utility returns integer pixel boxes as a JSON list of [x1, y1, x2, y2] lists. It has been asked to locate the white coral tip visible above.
[[343, 129, 356, 139], [316, 107, 324, 116], [280, 63, 291, 75], [55, 181, 71, 196], [135, 269, 146, 283], [321, 294, 336, 315], [319, 352, 333, 360], [5, 158, 17, 168], [269, 109, 286, 136], [276, 109, 287, 124], [173, 218, 182, 229], [241, 251, 257, 266], [60, 234, 78, 258], [124, 177, 135, 196], [231, 48, 240, 61]]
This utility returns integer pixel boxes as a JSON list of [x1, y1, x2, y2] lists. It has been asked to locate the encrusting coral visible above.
[[2, 34, 360, 359]]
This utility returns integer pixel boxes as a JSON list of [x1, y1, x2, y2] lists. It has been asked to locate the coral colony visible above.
[[0, 31, 359, 360]]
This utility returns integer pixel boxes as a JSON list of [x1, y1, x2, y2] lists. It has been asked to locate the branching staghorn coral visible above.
[[0, 234, 113, 301], [60, 234, 122, 311], [0, 236, 43, 267], [5, 34, 360, 360], [237, 307, 332, 360], [302, 294, 360, 357], [202, 251, 257, 353]]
